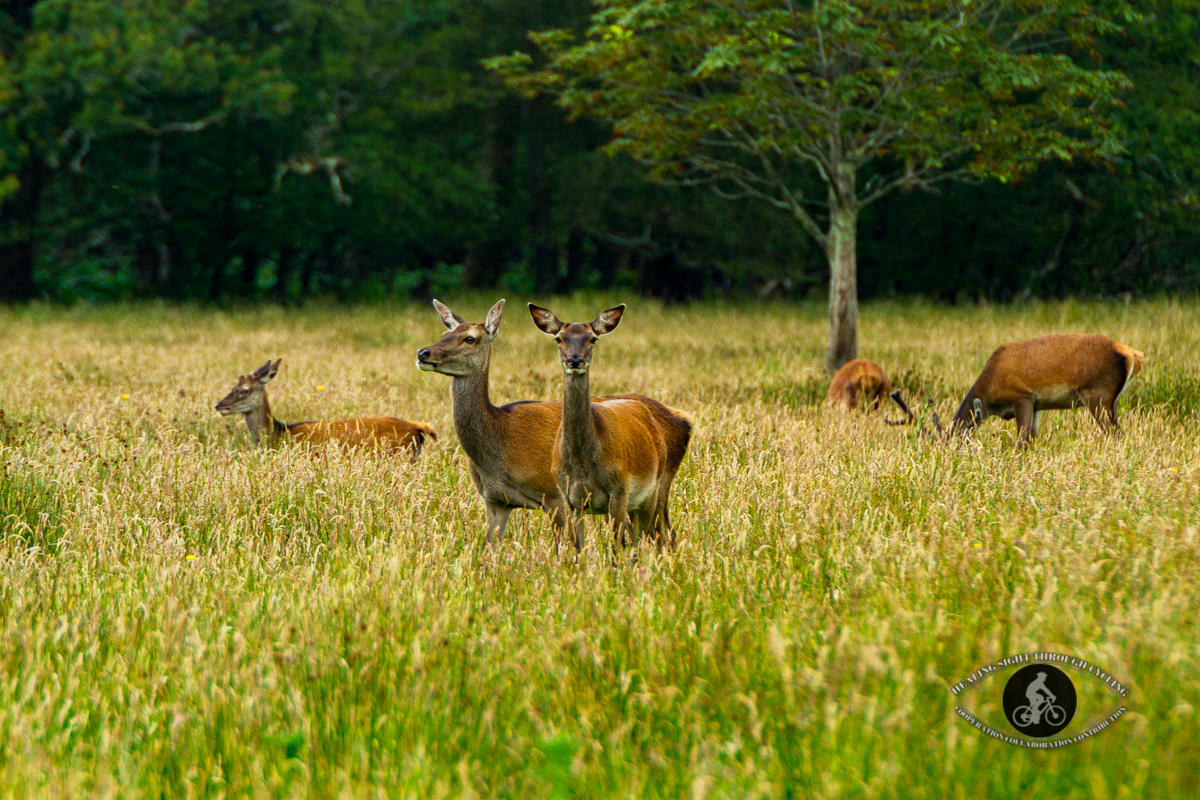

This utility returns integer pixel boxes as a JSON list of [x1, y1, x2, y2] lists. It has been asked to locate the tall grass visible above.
[[0, 297, 1196, 798]]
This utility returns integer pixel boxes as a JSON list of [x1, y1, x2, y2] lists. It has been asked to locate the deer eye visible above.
[[465, 336, 476, 344], [590, 337, 599, 344], [554, 337, 562, 344]]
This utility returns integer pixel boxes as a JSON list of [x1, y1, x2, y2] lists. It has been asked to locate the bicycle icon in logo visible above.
[[1002, 664, 1077, 737], [1011, 670, 1068, 728]]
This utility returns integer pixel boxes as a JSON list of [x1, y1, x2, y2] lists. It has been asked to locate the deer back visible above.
[[827, 359, 891, 409], [970, 334, 1143, 403], [286, 416, 438, 455]]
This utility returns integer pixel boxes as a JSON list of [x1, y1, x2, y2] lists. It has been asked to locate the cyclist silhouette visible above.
[[1023, 672, 1057, 724]]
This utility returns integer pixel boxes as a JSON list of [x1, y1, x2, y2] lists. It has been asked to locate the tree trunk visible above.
[[0, 156, 46, 302], [824, 164, 858, 375]]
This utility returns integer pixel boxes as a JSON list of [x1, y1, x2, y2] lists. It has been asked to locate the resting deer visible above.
[[892, 334, 1144, 444], [529, 303, 693, 549], [215, 359, 436, 459], [415, 299, 578, 548], [827, 358, 891, 411]]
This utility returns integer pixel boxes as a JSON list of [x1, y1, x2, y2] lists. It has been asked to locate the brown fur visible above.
[[952, 333, 1145, 443], [529, 304, 693, 548], [287, 418, 437, 454], [416, 300, 574, 546], [215, 359, 436, 461], [826, 359, 891, 410]]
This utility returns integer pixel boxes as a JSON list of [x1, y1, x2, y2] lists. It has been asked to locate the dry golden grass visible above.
[[0, 297, 1197, 798]]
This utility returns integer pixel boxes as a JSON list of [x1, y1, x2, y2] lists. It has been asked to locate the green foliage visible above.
[[493, 0, 1134, 222], [0, 0, 1196, 304]]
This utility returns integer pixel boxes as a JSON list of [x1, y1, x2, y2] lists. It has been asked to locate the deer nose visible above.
[[565, 357, 586, 369], [417, 347, 431, 361]]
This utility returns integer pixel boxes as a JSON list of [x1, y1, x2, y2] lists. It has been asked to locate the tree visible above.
[[0, 0, 292, 301], [490, 0, 1134, 371]]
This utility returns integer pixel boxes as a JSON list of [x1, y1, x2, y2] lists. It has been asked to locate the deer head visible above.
[[416, 299, 504, 378], [215, 358, 280, 415], [528, 303, 625, 375]]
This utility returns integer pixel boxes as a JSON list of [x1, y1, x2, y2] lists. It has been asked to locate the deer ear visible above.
[[484, 299, 505, 337], [432, 299, 465, 330], [591, 304, 626, 336], [528, 303, 563, 335], [251, 359, 278, 384]]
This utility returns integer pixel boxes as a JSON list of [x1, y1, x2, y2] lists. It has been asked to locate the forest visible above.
[[1, 0, 1197, 305]]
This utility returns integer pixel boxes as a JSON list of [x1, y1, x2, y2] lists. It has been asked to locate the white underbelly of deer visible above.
[[1034, 384, 1082, 410], [564, 474, 655, 513]]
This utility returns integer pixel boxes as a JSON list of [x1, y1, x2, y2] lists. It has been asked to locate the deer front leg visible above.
[[1014, 398, 1037, 445], [484, 502, 513, 545]]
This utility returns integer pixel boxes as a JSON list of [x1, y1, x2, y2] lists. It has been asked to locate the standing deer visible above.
[[215, 359, 436, 459], [529, 303, 693, 548], [415, 299, 578, 548], [950, 334, 1144, 443], [827, 358, 891, 411]]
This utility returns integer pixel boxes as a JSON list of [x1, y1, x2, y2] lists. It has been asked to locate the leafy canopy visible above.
[[490, 0, 1135, 245]]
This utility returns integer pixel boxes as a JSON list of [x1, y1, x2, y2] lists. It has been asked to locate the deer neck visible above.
[[244, 394, 287, 445], [560, 370, 601, 469], [448, 354, 506, 468], [951, 387, 981, 433]]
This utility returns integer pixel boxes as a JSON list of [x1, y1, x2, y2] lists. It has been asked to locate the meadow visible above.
[[0, 297, 1197, 798]]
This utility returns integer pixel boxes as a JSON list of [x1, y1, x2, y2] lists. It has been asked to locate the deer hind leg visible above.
[[607, 490, 632, 549], [1082, 391, 1120, 435], [649, 475, 677, 549], [545, 497, 582, 554], [484, 503, 513, 546], [844, 385, 859, 410]]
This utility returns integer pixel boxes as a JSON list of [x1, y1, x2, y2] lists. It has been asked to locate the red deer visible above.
[[415, 300, 578, 547], [949, 334, 1144, 443], [215, 359, 436, 459], [827, 358, 891, 411], [529, 303, 693, 548]]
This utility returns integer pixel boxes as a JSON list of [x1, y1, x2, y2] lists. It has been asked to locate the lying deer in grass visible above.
[[215, 359, 436, 459], [415, 299, 577, 547], [529, 303, 693, 549], [827, 358, 891, 411], [892, 334, 1144, 444]]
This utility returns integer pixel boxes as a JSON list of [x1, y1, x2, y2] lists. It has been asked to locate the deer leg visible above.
[[545, 497, 582, 553], [484, 503, 513, 545], [1083, 392, 1120, 435], [651, 475, 677, 549], [1014, 399, 1037, 445], [608, 490, 632, 548]]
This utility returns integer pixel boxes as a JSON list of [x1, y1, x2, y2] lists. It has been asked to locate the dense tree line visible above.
[[1, 0, 1197, 305]]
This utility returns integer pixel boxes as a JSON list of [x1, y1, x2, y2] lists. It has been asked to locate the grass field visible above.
[[0, 297, 1197, 798]]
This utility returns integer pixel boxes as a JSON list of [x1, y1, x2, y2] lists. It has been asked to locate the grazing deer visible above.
[[415, 299, 578, 548], [529, 303, 693, 549], [215, 359, 436, 459], [827, 358, 891, 411], [950, 334, 1144, 443]]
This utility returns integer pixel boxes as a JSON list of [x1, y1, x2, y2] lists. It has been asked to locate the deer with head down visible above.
[[215, 359, 436, 459], [529, 303, 693, 549], [892, 333, 1144, 444], [826, 358, 891, 411]]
